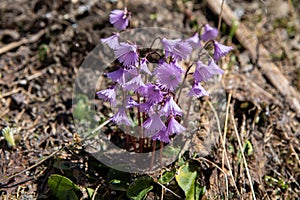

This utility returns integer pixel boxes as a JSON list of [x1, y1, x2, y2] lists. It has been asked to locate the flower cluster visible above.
[[97, 8, 233, 143]]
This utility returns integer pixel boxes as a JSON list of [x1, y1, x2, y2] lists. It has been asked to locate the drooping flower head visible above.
[[208, 58, 224, 74], [161, 38, 180, 54], [172, 41, 192, 60], [213, 41, 233, 61], [124, 74, 145, 91], [126, 96, 139, 108], [140, 58, 152, 75], [139, 101, 153, 112], [185, 32, 201, 49], [114, 42, 139, 67], [160, 96, 182, 116], [201, 24, 218, 41], [155, 62, 184, 91], [96, 86, 117, 106], [143, 113, 166, 136], [193, 60, 224, 83], [165, 116, 186, 136], [161, 38, 192, 61], [110, 107, 132, 126], [109, 8, 130, 30], [187, 82, 209, 98], [151, 128, 171, 143], [106, 68, 124, 83], [139, 83, 164, 104], [101, 33, 120, 49]]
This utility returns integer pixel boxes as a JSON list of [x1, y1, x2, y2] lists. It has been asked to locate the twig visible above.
[[0, 29, 46, 55], [230, 109, 256, 200], [222, 92, 231, 170], [217, 0, 225, 33], [208, 99, 240, 197], [152, 178, 183, 199], [3, 145, 66, 181], [91, 183, 102, 200], [85, 119, 111, 139]]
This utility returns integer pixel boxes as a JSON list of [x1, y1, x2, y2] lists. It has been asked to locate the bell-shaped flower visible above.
[[155, 62, 184, 91], [126, 96, 139, 108], [101, 33, 120, 49], [143, 84, 164, 104], [124, 74, 145, 91], [109, 8, 130, 30], [165, 116, 186, 136], [193, 60, 224, 82], [140, 58, 152, 75], [161, 38, 192, 61], [186, 32, 201, 49], [201, 24, 218, 41], [143, 113, 166, 136], [106, 68, 124, 84], [114, 42, 139, 67], [151, 128, 171, 143], [160, 96, 182, 116], [96, 86, 116, 106], [110, 107, 132, 126], [213, 41, 233, 61], [187, 82, 209, 98]]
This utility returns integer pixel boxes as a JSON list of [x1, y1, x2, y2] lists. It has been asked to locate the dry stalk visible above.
[[230, 108, 256, 200], [207, 99, 240, 198]]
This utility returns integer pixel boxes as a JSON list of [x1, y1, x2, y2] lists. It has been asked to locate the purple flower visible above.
[[114, 42, 139, 67], [161, 38, 180, 54], [155, 62, 184, 91], [201, 24, 218, 41], [161, 96, 182, 116], [109, 8, 130, 30], [166, 116, 186, 136], [208, 58, 224, 74], [193, 60, 224, 82], [213, 41, 233, 61], [143, 113, 166, 136], [162, 38, 192, 60], [101, 33, 120, 49], [124, 74, 145, 91], [126, 96, 139, 108], [151, 128, 171, 143], [186, 32, 201, 49], [96, 87, 116, 106], [172, 41, 192, 60], [110, 107, 132, 126], [139, 101, 153, 112], [143, 84, 164, 104], [140, 58, 152, 75], [106, 68, 124, 84], [187, 82, 209, 98]]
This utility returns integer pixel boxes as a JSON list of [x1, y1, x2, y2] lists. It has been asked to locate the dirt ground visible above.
[[0, 0, 300, 199]]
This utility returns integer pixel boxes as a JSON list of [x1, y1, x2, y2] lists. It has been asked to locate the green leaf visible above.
[[245, 140, 253, 156], [38, 44, 49, 62], [107, 169, 130, 191], [73, 95, 92, 123], [126, 176, 153, 200], [48, 174, 80, 192], [86, 188, 95, 198], [53, 190, 78, 200], [109, 179, 129, 191], [2, 127, 16, 147], [175, 163, 201, 200], [162, 145, 180, 158], [158, 169, 175, 184]]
